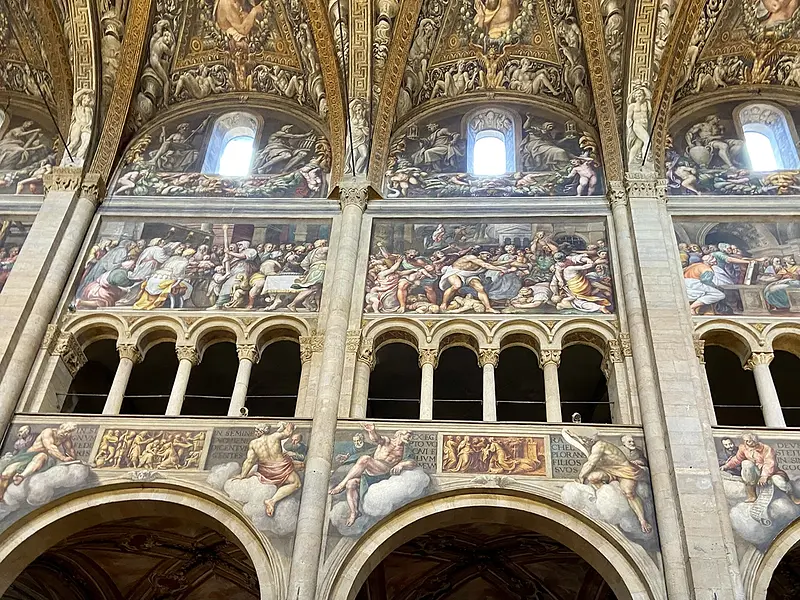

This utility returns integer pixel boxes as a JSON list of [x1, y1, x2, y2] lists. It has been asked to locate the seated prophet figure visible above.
[[721, 432, 800, 504]]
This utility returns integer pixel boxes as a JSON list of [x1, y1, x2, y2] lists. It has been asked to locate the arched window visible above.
[[736, 102, 800, 172], [467, 109, 515, 175], [201, 111, 259, 176]]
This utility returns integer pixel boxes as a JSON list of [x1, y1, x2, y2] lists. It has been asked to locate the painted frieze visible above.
[[0, 109, 57, 195], [0, 219, 29, 293], [674, 218, 800, 315], [74, 219, 331, 311], [365, 219, 614, 315]]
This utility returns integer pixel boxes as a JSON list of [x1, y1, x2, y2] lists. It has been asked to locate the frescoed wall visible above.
[[74, 219, 330, 311], [110, 108, 331, 198], [365, 219, 613, 315], [385, 106, 604, 198], [674, 219, 800, 315], [0, 110, 57, 195], [0, 220, 30, 293]]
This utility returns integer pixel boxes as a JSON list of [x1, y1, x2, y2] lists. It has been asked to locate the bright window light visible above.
[[218, 135, 255, 176], [745, 130, 778, 172], [472, 135, 506, 176]]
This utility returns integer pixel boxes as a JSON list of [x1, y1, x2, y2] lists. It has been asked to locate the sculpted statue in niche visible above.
[[133, 17, 175, 128], [62, 89, 94, 167], [626, 83, 651, 168], [99, 1, 127, 116], [345, 98, 370, 175]]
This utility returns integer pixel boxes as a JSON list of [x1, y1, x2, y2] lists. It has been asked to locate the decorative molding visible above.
[[41, 324, 61, 353], [607, 180, 627, 208], [539, 349, 561, 368], [53, 332, 87, 377], [607, 339, 624, 363], [745, 352, 774, 370], [338, 185, 370, 211], [346, 330, 362, 353], [418, 348, 438, 368], [478, 349, 499, 368], [357, 337, 375, 368], [80, 173, 106, 205], [618, 333, 632, 357], [237, 344, 260, 363], [693, 336, 705, 364], [176, 346, 199, 366], [624, 174, 667, 201], [117, 344, 142, 363], [43, 167, 83, 193]]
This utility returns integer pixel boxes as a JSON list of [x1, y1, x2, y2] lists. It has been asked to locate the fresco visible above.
[[0, 111, 57, 195], [666, 101, 800, 195], [92, 428, 209, 469], [74, 219, 331, 311], [365, 219, 614, 315], [111, 109, 331, 198], [674, 219, 800, 315], [442, 435, 547, 476], [0, 220, 29, 293], [385, 108, 604, 198]]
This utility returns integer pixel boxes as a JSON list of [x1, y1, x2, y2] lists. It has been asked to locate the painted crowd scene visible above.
[[0, 220, 29, 293], [75, 220, 330, 311], [676, 219, 800, 315], [365, 220, 614, 315]]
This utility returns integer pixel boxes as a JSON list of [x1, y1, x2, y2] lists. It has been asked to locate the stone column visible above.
[[745, 352, 785, 428], [296, 336, 314, 415], [166, 346, 199, 416], [350, 338, 374, 418], [540, 349, 562, 422], [419, 349, 437, 420], [694, 336, 716, 426], [288, 183, 370, 600], [103, 344, 141, 415], [603, 339, 632, 424], [228, 344, 258, 417], [0, 171, 102, 432], [479, 349, 498, 421]]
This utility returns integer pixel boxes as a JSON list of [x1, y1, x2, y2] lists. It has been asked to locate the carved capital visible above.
[[176, 345, 199, 365], [346, 330, 362, 354], [606, 339, 624, 363], [43, 167, 83, 193], [357, 337, 375, 368], [237, 344, 260, 363], [418, 348, 438, 368], [80, 173, 106, 205], [478, 349, 499, 368], [693, 336, 705, 364], [539, 349, 561, 368], [41, 324, 61, 353], [624, 174, 668, 202], [53, 332, 87, 377], [338, 185, 369, 211], [745, 352, 773, 370], [117, 344, 142, 364], [607, 180, 627, 208], [618, 333, 632, 357], [299, 334, 324, 363]]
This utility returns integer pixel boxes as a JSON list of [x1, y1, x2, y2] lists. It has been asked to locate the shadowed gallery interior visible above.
[[5, 0, 800, 596]]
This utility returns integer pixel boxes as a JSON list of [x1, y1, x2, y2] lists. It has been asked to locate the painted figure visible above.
[[473, 0, 519, 38], [334, 432, 376, 466], [214, 0, 264, 41], [721, 433, 800, 504]]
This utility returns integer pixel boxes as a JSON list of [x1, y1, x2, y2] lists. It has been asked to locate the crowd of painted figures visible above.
[[365, 230, 613, 314], [679, 241, 800, 314], [94, 429, 206, 470], [442, 435, 546, 476], [75, 232, 328, 311]]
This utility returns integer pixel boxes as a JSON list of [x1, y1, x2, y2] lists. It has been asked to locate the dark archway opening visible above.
[[355, 522, 617, 600], [705, 345, 764, 426], [182, 342, 238, 415], [367, 343, 422, 420], [768, 543, 800, 599], [246, 340, 301, 417], [771, 350, 800, 427], [63, 339, 118, 414], [558, 345, 611, 424], [122, 342, 177, 415], [434, 347, 482, 421], [496, 346, 545, 422]]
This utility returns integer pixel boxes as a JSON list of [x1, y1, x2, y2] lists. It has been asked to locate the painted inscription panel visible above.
[[365, 219, 614, 315], [674, 218, 800, 315], [74, 219, 330, 312]]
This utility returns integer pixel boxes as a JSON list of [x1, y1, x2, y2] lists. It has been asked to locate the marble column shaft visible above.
[[540, 350, 561, 423], [419, 349, 437, 420], [745, 353, 785, 428], [103, 345, 141, 415], [166, 347, 198, 416], [479, 350, 498, 421], [350, 358, 372, 418], [228, 345, 258, 416]]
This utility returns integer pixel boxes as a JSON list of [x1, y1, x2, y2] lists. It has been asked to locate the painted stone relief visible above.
[[716, 431, 800, 553], [93, 428, 209, 469], [0, 220, 29, 293], [0, 111, 58, 195], [674, 219, 800, 315], [442, 435, 547, 476], [111, 109, 331, 198], [385, 107, 603, 198], [365, 219, 614, 315], [666, 102, 800, 195], [74, 219, 330, 311]]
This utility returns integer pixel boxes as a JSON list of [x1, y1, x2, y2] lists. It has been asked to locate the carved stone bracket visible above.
[[41, 324, 61, 353], [745, 352, 773, 370], [300, 334, 325, 363], [539, 349, 561, 368], [43, 167, 84, 193], [418, 348, 438, 369], [693, 336, 705, 364], [618, 333, 632, 357], [357, 337, 375, 369], [478, 349, 499, 368], [53, 332, 87, 377], [237, 344, 260, 363], [346, 330, 362, 353], [607, 180, 627, 208], [176, 345, 199, 366], [607, 339, 624, 363], [117, 344, 142, 363]]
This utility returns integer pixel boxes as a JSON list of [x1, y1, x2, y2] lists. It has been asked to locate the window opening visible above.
[[218, 135, 255, 177], [472, 133, 507, 175]]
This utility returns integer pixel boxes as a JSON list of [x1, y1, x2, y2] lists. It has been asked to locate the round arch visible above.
[[0, 483, 281, 598], [751, 516, 800, 599], [324, 490, 663, 600]]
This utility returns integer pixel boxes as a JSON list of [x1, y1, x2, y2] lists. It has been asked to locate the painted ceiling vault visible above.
[[2, 0, 800, 190]]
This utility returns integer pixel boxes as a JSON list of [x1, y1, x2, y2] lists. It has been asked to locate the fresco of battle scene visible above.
[[365, 219, 614, 315], [385, 108, 604, 198], [111, 109, 331, 198], [666, 101, 800, 195], [716, 431, 800, 558], [674, 219, 800, 315], [74, 220, 330, 311], [0, 109, 58, 195], [0, 220, 30, 293]]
